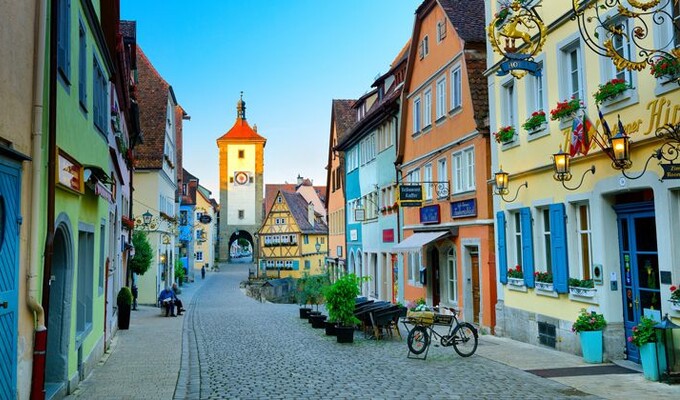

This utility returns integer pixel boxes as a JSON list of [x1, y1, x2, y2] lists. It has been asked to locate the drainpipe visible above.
[[28, 0, 48, 398]]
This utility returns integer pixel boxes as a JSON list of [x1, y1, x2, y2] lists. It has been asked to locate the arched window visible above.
[[447, 247, 458, 303]]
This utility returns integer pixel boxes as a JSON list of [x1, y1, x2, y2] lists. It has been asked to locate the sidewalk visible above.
[[475, 334, 680, 399], [65, 276, 208, 400]]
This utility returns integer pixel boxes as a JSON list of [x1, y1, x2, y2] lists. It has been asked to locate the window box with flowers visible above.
[[506, 265, 525, 289], [569, 278, 596, 298], [534, 271, 554, 292], [523, 110, 547, 135], [550, 97, 583, 129], [669, 284, 680, 312], [593, 78, 633, 106], [650, 54, 680, 83], [494, 126, 516, 145]]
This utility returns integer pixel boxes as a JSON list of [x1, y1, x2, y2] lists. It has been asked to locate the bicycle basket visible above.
[[406, 310, 435, 326], [433, 313, 453, 325]]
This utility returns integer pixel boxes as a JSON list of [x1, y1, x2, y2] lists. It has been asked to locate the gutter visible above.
[[28, 0, 48, 399]]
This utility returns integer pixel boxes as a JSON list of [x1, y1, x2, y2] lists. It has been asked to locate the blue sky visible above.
[[121, 0, 420, 197]]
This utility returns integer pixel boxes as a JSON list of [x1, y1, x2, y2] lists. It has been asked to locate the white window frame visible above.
[[512, 212, 523, 267], [423, 163, 433, 201], [423, 88, 432, 128], [539, 208, 552, 274], [447, 247, 457, 303], [450, 65, 462, 111], [597, 15, 639, 112], [575, 202, 593, 280], [196, 251, 204, 261], [437, 20, 447, 43], [413, 96, 422, 134], [436, 76, 447, 120], [437, 157, 448, 198], [452, 147, 475, 193], [409, 250, 422, 284]]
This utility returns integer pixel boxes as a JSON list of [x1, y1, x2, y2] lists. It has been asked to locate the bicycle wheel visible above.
[[407, 326, 430, 355], [452, 322, 478, 357]]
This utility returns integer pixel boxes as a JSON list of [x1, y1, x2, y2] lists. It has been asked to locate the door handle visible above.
[[0, 301, 8, 309], [634, 297, 640, 310]]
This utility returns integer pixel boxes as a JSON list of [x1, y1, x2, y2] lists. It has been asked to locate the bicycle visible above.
[[402, 306, 478, 359]]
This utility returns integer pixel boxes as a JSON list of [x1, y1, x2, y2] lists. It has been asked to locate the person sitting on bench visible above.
[[158, 286, 178, 317]]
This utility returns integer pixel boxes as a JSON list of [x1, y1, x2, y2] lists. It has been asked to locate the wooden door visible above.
[[471, 251, 480, 324]]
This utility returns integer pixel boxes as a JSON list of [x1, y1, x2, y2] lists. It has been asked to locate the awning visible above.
[[392, 231, 448, 252]]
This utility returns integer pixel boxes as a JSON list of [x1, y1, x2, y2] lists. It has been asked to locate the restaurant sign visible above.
[[661, 164, 680, 180], [399, 184, 422, 207], [57, 150, 83, 193]]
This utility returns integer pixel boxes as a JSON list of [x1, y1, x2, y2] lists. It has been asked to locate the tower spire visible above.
[[236, 91, 246, 120]]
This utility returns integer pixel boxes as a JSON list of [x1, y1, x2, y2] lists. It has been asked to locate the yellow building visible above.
[[257, 190, 328, 278], [487, 1, 680, 363]]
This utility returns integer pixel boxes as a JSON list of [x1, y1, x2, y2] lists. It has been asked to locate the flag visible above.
[[617, 115, 626, 136], [581, 115, 597, 155], [569, 116, 583, 157], [597, 106, 612, 139]]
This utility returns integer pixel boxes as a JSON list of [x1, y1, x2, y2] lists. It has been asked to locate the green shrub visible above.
[[325, 274, 363, 327], [174, 260, 185, 283], [117, 287, 133, 306], [129, 231, 153, 276]]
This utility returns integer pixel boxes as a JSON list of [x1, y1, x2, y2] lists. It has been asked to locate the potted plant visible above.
[[572, 308, 606, 363], [650, 54, 680, 81], [550, 97, 583, 122], [117, 287, 133, 330], [569, 278, 596, 297], [174, 260, 186, 286], [629, 317, 662, 380], [296, 275, 312, 319], [522, 110, 547, 134], [593, 78, 633, 105], [534, 271, 553, 291], [507, 265, 524, 287], [669, 284, 680, 311], [325, 273, 362, 343], [493, 125, 516, 144]]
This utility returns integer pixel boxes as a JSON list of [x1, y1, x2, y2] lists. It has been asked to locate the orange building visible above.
[[325, 100, 355, 279], [394, 0, 495, 331]]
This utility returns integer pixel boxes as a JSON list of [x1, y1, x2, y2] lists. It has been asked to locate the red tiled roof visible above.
[[438, 0, 486, 44], [135, 46, 170, 169], [264, 183, 296, 216]]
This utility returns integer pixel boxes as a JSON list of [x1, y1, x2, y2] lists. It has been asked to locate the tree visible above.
[[129, 231, 153, 276]]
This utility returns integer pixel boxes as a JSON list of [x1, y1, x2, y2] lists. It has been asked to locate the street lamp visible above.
[[315, 242, 321, 253], [135, 210, 159, 231], [551, 146, 596, 191], [493, 166, 527, 203]]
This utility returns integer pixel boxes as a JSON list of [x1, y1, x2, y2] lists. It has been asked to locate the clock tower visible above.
[[216, 94, 266, 261]]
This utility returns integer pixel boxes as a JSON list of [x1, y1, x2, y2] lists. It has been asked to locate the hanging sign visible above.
[[661, 164, 680, 180], [487, 0, 546, 79], [399, 184, 422, 207], [57, 150, 84, 193]]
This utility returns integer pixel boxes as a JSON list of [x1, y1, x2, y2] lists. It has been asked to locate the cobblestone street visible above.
[[179, 264, 597, 399]]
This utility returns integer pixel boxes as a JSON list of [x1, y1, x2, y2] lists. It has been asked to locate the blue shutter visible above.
[[550, 203, 569, 293], [496, 211, 508, 284], [520, 207, 535, 288], [293, 260, 299, 270]]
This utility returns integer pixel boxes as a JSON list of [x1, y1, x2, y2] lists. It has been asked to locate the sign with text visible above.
[[419, 204, 441, 225], [382, 229, 394, 243], [661, 164, 680, 180], [451, 199, 477, 218], [399, 184, 422, 207]]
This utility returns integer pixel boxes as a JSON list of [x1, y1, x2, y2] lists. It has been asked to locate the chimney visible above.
[[297, 174, 303, 186], [307, 201, 315, 225]]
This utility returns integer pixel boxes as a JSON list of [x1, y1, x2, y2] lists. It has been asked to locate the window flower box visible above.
[[535, 281, 554, 292], [508, 277, 525, 287], [650, 54, 680, 82], [550, 97, 583, 122], [593, 78, 633, 106], [670, 300, 680, 312], [569, 286, 597, 297], [494, 125, 516, 144], [522, 110, 547, 134]]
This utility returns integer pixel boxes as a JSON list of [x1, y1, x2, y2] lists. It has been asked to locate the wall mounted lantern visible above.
[[552, 146, 596, 191], [493, 166, 528, 203]]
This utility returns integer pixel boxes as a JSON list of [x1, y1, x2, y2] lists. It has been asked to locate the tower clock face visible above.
[[234, 171, 249, 185]]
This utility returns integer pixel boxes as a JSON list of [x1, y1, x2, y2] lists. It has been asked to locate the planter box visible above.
[[526, 123, 547, 135], [535, 281, 554, 292], [670, 300, 680, 312], [569, 286, 596, 297], [507, 277, 525, 287], [579, 330, 603, 363]]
